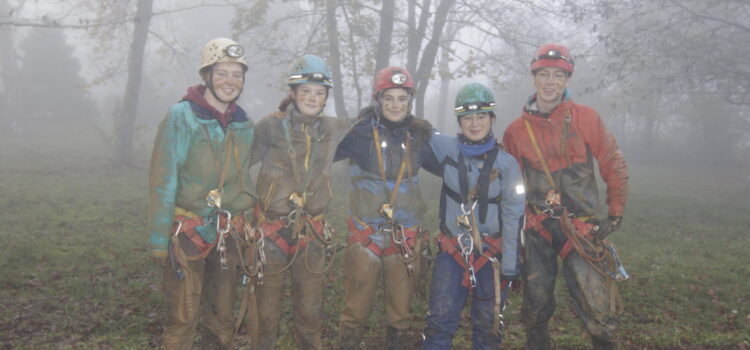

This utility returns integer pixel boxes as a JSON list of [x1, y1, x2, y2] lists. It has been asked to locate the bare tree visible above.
[[112, 0, 153, 164], [326, 0, 349, 117], [373, 0, 395, 72]]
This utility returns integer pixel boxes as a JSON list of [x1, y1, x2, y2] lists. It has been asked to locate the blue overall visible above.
[[421, 133, 525, 350]]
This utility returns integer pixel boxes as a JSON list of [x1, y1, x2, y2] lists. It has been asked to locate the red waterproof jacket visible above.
[[502, 97, 628, 217]]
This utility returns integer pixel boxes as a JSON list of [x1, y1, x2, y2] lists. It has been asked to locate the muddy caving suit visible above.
[[502, 95, 629, 349], [421, 132, 525, 350], [148, 85, 255, 350], [248, 105, 356, 350], [334, 106, 434, 349]]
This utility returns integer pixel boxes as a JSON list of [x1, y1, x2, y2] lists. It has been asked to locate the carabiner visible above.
[[460, 201, 478, 216], [172, 221, 183, 237], [391, 225, 404, 245], [216, 210, 232, 235]]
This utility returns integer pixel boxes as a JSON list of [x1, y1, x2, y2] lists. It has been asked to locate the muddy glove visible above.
[[587, 216, 622, 240]]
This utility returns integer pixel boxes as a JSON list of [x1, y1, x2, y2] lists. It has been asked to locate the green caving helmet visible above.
[[288, 54, 333, 88], [454, 83, 496, 116]]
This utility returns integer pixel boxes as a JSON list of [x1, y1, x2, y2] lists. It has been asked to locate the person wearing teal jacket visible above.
[[147, 38, 255, 350]]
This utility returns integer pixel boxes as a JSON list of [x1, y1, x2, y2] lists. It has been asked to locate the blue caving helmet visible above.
[[288, 54, 333, 88]]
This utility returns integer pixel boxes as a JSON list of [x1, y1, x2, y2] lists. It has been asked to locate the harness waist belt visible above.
[[436, 232, 502, 288], [346, 216, 419, 257], [253, 204, 326, 256], [525, 206, 593, 259]]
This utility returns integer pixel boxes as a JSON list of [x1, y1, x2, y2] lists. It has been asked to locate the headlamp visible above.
[[391, 73, 408, 85], [531, 49, 574, 65], [454, 102, 496, 114], [225, 44, 245, 58], [288, 72, 333, 85]]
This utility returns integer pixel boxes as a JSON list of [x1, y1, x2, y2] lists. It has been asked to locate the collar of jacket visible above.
[[524, 88, 570, 117], [360, 106, 412, 132], [359, 106, 433, 146], [182, 84, 248, 125], [523, 98, 572, 125], [287, 105, 321, 127]]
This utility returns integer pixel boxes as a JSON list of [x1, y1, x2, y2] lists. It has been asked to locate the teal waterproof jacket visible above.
[[147, 101, 255, 258]]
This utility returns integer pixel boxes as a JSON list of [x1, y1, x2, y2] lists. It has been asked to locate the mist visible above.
[[1, 0, 749, 348], [0, 0, 745, 175]]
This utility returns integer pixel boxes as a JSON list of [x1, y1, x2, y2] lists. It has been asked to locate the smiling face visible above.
[[291, 83, 328, 117], [203, 62, 245, 110], [380, 88, 410, 122], [459, 112, 494, 142], [533, 66, 570, 113]]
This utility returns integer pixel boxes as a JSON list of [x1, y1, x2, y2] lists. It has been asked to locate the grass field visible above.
[[1, 121, 749, 349]]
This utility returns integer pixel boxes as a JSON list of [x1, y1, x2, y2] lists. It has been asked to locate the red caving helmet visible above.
[[530, 43, 574, 76], [373, 66, 415, 100]]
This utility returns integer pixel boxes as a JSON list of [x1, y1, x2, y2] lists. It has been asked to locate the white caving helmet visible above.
[[199, 37, 248, 73], [199, 37, 248, 104]]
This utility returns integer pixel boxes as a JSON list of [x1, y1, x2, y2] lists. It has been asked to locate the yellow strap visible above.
[[174, 207, 200, 219], [523, 118, 557, 190], [372, 127, 411, 208], [303, 124, 312, 171], [389, 141, 410, 207], [492, 258, 502, 334], [373, 126, 387, 181]]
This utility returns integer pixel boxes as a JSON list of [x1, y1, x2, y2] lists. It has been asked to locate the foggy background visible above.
[[1, 0, 748, 175]]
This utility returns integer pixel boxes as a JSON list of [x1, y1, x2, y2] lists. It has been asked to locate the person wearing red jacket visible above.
[[502, 43, 629, 350]]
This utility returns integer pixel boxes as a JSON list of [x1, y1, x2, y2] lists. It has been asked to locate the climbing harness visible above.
[[437, 144, 509, 337], [369, 122, 420, 275], [523, 112, 629, 315]]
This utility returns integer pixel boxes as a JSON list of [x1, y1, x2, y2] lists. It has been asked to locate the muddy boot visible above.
[[386, 326, 407, 350], [526, 322, 553, 350], [592, 339, 620, 350], [198, 330, 231, 350], [339, 326, 365, 350]]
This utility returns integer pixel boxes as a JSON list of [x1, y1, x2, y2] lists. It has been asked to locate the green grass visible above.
[[1, 121, 748, 349]]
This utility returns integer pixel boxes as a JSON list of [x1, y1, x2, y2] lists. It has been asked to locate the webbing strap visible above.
[[437, 233, 502, 288], [346, 218, 382, 257], [522, 112, 572, 192], [457, 147, 500, 224], [372, 125, 412, 210], [346, 217, 419, 257], [523, 118, 557, 191], [281, 116, 320, 203]]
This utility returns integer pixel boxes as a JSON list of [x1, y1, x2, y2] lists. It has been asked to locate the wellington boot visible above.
[[339, 326, 365, 350], [385, 326, 406, 350], [592, 339, 620, 350], [526, 322, 553, 350]]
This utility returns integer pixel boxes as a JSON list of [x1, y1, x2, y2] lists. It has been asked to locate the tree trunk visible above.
[[436, 39, 452, 129], [0, 0, 19, 126], [113, 0, 153, 165], [414, 0, 455, 118], [326, 0, 348, 118], [373, 0, 395, 73], [406, 0, 432, 75], [341, 7, 364, 113]]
